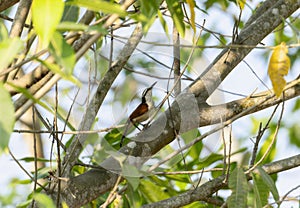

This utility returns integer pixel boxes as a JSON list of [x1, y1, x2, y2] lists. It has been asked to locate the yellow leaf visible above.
[[186, 0, 196, 32], [236, 0, 245, 9], [268, 42, 290, 97]]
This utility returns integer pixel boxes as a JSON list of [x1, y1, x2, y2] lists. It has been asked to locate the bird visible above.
[[120, 82, 157, 147]]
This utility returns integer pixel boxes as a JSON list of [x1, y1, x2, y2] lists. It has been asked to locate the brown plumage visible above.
[[120, 82, 156, 147]]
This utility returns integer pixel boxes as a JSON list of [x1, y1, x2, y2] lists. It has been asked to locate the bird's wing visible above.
[[129, 103, 148, 122]]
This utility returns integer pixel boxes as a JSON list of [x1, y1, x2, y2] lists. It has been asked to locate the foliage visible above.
[[0, 0, 300, 207], [267, 42, 291, 97]]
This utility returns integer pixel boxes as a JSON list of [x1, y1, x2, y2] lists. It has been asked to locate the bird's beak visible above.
[[149, 81, 157, 89]]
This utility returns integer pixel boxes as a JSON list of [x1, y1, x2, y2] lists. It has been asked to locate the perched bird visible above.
[[120, 82, 157, 147]]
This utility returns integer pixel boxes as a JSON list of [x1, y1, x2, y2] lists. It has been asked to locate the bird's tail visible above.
[[120, 119, 131, 147]]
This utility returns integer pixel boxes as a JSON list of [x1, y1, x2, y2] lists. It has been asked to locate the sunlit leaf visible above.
[[57, 22, 88, 32], [0, 84, 15, 152], [186, 0, 196, 32], [32, 0, 64, 49], [289, 124, 300, 148], [139, 180, 170, 202], [0, 22, 8, 42], [50, 32, 76, 74], [66, 0, 127, 17], [126, 184, 143, 208], [138, 0, 160, 33], [157, 10, 169, 35], [237, 0, 245, 9], [268, 42, 290, 97], [166, 0, 185, 37], [6, 83, 53, 114], [227, 167, 248, 208], [0, 37, 23, 71], [33, 193, 55, 208], [37, 59, 81, 86]]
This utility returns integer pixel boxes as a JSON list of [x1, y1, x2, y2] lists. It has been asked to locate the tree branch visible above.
[[61, 23, 143, 176], [188, 0, 300, 102], [142, 154, 300, 208], [54, 0, 300, 206], [0, 0, 19, 12]]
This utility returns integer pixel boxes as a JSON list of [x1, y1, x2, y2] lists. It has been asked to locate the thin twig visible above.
[[246, 100, 285, 174], [249, 103, 279, 167], [8, 149, 47, 191], [55, 83, 61, 207], [100, 175, 122, 208], [148, 92, 276, 172]]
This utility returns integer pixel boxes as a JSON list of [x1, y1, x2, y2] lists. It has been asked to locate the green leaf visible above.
[[57, 22, 88, 32], [36, 59, 81, 86], [198, 153, 223, 169], [289, 124, 300, 148], [139, 180, 170, 202], [61, 5, 79, 22], [18, 157, 50, 163], [32, 0, 64, 49], [252, 172, 270, 207], [33, 193, 55, 208], [139, 0, 160, 33], [257, 167, 279, 202], [0, 22, 8, 42], [126, 176, 140, 191], [66, 0, 127, 17], [157, 10, 169, 35], [126, 184, 143, 208], [0, 37, 23, 71], [292, 98, 300, 112], [186, 0, 196, 32], [50, 32, 76, 74], [165, 0, 185, 37], [0, 84, 15, 152], [227, 167, 248, 208], [6, 83, 53, 114]]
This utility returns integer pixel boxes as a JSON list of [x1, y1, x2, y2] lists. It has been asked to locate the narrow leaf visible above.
[[0, 84, 15, 152], [32, 0, 64, 49], [140, 180, 170, 202], [7, 82, 53, 114], [139, 0, 160, 33], [227, 167, 248, 208], [157, 10, 169, 35], [0, 22, 8, 42], [186, 0, 196, 32], [166, 0, 185, 37], [50, 32, 76, 74], [252, 172, 270, 207], [237, 0, 246, 9], [57, 22, 88, 32], [33, 193, 55, 208], [0, 38, 23, 71], [37, 59, 81, 86], [268, 42, 290, 97], [66, 0, 127, 17], [61, 5, 79, 22], [258, 167, 279, 202]]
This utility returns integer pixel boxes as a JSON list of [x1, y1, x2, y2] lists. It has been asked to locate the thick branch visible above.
[[9, 0, 32, 38], [0, 0, 19, 12], [58, 1, 300, 205], [62, 23, 143, 176], [188, 0, 300, 102], [142, 154, 300, 208]]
